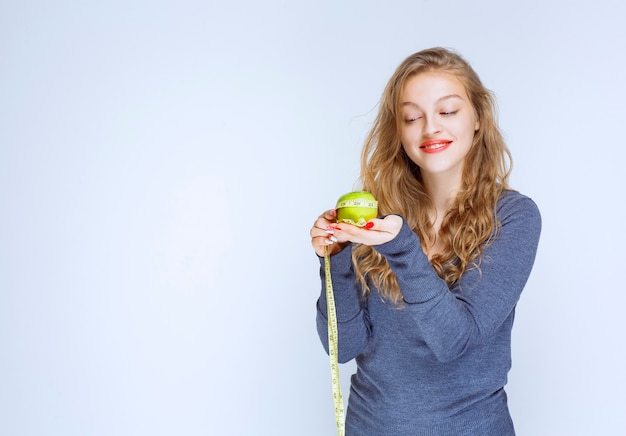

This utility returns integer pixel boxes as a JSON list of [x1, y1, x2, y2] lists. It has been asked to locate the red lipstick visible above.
[[419, 139, 451, 154]]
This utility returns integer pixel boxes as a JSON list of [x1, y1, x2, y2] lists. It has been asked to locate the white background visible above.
[[1, 1, 625, 435]]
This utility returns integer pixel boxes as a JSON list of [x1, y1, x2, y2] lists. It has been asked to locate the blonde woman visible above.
[[310, 47, 541, 435]]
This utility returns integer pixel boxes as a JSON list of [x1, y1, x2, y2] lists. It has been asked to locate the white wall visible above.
[[1, 1, 625, 435]]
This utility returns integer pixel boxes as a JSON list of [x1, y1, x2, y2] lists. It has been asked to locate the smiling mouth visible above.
[[419, 140, 452, 153]]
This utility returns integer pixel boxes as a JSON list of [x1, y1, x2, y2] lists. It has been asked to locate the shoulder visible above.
[[497, 189, 542, 232]]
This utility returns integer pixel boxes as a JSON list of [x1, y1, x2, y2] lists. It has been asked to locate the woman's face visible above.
[[399, 71, 479, 182]]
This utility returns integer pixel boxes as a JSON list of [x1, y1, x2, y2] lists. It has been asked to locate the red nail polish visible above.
[[365, 222, 374, 229]]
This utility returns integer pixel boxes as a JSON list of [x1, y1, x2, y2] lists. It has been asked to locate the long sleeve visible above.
[[373, 192, 541, 362], [315, 244, 371, 363]]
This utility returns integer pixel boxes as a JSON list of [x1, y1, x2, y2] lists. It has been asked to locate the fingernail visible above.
[[324, 239, 334, 245], [330, 236, 338, 242], [365, 222, 374, 229], [325, 227, 335, 234]]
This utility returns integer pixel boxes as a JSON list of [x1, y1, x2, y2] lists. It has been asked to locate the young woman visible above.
[[310, 47, 541, 435]]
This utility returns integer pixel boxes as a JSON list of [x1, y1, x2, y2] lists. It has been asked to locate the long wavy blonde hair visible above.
[[353, 47, 512, 305]]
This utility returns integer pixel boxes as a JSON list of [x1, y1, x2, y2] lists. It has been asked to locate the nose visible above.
[[423, 115, 442, 136]]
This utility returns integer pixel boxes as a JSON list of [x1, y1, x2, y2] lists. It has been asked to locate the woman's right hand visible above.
[[309, 209, 346, 257]]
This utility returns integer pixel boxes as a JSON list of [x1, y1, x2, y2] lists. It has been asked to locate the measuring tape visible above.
[[324, 246, 345, 436], [335, 198, 378, 209]]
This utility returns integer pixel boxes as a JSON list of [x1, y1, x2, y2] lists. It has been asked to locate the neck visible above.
[[422, 171, 461, 229]]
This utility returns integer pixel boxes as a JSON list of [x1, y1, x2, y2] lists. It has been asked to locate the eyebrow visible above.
[[401, 94, 464, 108]]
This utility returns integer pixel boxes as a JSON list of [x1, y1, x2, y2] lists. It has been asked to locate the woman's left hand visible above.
[[333, 215, 403, 246]]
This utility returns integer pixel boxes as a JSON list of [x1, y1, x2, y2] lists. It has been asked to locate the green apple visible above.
[[335, 191, 378, 227]]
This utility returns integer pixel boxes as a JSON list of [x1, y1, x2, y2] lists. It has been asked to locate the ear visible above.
[[474, 116, 480, 132]]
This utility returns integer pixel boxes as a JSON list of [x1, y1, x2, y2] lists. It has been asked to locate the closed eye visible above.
[[404, 115, 422, 123], [441, 110, 458, 116]]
